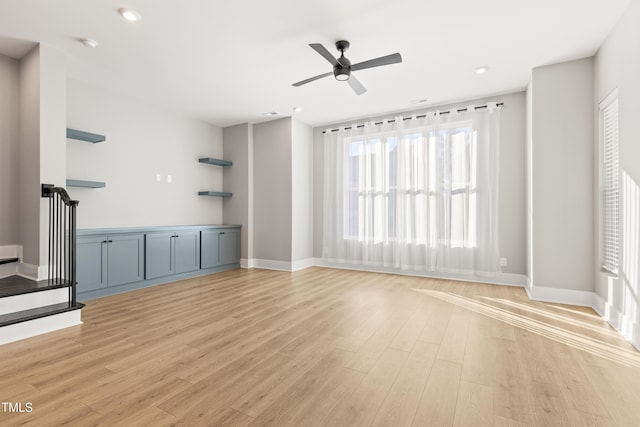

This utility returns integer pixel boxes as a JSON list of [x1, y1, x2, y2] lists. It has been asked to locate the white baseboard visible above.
[[312, 258, 527, 287], [0, 264, 16, 280], [249, 259, 295, 271], [592, 293, 640, 351], [17, 263, 39, 280], [0, 310, 82, 345], [0, 288, 70, 315], [0, 245, 21, 259], [0, 245, 21, 279], [242, 258, 314, 272], [291, 258, 314, 271], [525, 285, 596, 307]]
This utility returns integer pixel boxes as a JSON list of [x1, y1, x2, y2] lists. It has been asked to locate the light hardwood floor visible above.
[[1, 267, 639, 426]]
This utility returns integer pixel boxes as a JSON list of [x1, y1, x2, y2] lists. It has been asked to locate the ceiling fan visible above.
[[292, 40, 402, 95]]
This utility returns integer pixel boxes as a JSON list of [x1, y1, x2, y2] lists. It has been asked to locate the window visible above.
[[600, 90, 619, 274], [345, 123, 477, 248]]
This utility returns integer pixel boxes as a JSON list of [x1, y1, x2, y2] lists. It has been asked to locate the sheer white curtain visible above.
[[323, 103, 501, 275]]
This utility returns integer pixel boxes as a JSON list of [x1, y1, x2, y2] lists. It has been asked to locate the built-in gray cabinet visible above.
[[201, 228, 240, 268], [76, 225, 240, 299], [77, 233, 144, 293], [145, 230, 200, 280]]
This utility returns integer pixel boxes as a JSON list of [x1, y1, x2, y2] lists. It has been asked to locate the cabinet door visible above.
[[107, 234, 144, 287], [174, 230, 200, 274], [145, 232, 174, 280], [200, 229, 221, 269], [219, 229, 240, 265], [77, 235, 108, 292]]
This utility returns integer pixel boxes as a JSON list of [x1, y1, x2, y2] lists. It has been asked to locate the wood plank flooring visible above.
[[1, 267, 639, 426]]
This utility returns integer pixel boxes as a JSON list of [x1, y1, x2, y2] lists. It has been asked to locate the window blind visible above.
[[601, 94, 619, 274]]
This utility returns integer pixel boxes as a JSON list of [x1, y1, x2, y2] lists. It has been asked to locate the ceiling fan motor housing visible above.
[[334, 55, 352, 81], [334, 65, 351, 81]]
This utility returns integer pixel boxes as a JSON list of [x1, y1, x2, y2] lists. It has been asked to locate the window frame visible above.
[[599, 89, 620, 275], [343, 121, 476, 248]]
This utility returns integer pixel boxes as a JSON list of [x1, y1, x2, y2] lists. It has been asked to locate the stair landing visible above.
[[0, 275, 83, 345]]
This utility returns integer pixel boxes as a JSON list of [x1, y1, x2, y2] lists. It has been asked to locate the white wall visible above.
[[66, 79, 223, 229], [291, 118, 313, 263], [313, 91, 527, 277], [38, 45, 66, 266], [223, 123, 252, 260], [528, 57, 594, 292], [594, 0, 640, 346], [252, 117, 292, 262], [0, 54, 19, 245], [526, 78, 533, 285]]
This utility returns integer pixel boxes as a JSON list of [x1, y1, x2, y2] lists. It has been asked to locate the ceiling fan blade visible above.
[[292, 71, 333, 87], [348, 74, 367, 96], [351, 53, 402, 72], [309, 43, 339, 66]]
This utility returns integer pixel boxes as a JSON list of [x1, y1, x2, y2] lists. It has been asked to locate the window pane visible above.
[[451, 131, 467, 189]]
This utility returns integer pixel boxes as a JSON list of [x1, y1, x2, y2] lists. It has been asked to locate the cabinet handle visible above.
[[220, 232, 225, 235], [108, 240, 113, 243], [102, 240, 108, 243]]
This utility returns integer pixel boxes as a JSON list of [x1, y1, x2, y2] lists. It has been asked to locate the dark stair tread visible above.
[[0, 257, 19, 265], [0, 275, 72, 298], [0, 302, 85, 328]]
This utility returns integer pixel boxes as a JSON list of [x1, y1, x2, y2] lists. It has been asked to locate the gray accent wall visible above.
[[0, 53, 19, 245], [528, 57, 594, 292], [18, 46, 41, 266], [66, 79, 224, 229], [312, 91, 527, 276], [594, 1, 640, 342], [291, 119, 313, 262], [252, 117, 293, 262], [223, 123, 253, 260]]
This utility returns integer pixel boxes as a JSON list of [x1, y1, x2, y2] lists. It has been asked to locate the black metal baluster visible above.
[[48, 194, 53, 284]]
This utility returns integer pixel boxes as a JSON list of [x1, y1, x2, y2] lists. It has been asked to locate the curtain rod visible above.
[[322, 102, 504, 134]]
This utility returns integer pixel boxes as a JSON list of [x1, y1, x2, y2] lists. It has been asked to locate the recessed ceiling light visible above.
[[475, 66, 489, 75], [80, 38, 98, 48], [263, 112, 278, 117], [293, 107, 303, 113], [118, 8, 142, 22]]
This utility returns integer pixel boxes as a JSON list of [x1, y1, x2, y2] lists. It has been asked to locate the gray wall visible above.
[[66, 79, 223, 229], [0, 54, 19, 245], [223, 123, 252, 260], [594, 1, 640, 341], [252, 117, 292, 262], [312, 91, 527, 276], [291, 118, 313, 262], [528, 57, 594, 292], [18, 46, 41, 265]]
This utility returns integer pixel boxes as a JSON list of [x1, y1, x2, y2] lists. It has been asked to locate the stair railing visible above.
[[41, 184, 79, 306]]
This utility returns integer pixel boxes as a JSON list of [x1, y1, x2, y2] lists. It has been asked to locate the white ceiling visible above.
[[0, 0, 630, 127]]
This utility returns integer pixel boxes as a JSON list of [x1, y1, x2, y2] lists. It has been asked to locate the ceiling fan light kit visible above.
[[293, 40, 402, 95]]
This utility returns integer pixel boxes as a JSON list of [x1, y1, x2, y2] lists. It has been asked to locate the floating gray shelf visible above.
[[66, 179, 106, 188], [199, 157, 232, 167], [198, 191, 232, 197], [66, 128, 106, 143]]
